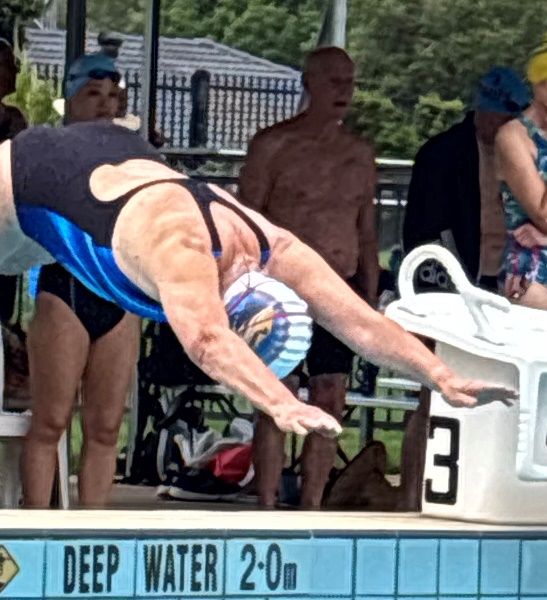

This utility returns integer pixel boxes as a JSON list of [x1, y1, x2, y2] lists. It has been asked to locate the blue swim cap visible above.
[[224, 272, 312, 379], [65, 54, 121, 100], [474, 66, 531, 115]]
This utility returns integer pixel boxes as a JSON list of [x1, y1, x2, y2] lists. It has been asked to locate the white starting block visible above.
[[386, 244, 547, 524]]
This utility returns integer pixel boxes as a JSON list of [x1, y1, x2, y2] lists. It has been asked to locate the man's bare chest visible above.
[[271, 141, 365, 198]]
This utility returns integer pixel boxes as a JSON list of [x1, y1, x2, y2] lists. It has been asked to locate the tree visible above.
[[413, 93, 464, 141], [346, 90, 465, 159], [85, 0, 325, 68], [348, 0, 545, 108], [160, 0, 202, 38], [345, 0, 546, 157], [411, 0, 544, 104], [348, 0, 426, 109], [5, 55, 61, 125], [86, 0, 145, 35], [0, 0, 46, 46], [220, 0, 323, 67], [346, 90, 421, 158]]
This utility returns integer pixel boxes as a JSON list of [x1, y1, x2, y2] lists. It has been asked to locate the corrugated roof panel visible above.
[[25, 28, 301, 79]]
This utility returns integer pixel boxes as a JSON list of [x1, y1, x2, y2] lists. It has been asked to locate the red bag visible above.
[[206, 443, 254, 486]]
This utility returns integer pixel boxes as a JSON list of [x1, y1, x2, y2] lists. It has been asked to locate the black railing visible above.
[[35, 63, 302, 151], [36, 62, 63, 92], [207, 74, 301, 149]]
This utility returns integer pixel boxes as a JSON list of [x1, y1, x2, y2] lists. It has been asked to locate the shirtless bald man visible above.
[[0, 121, 515, 442], [239, 46, 379, 508]]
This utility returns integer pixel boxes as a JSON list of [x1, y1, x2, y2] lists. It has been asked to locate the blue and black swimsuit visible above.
[[11, 121, 271, 326]]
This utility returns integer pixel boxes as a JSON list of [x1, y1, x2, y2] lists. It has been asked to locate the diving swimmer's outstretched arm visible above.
[[113, 181, 513, 436], [266, 231, 517, 408], [132, 229, 342, 436]]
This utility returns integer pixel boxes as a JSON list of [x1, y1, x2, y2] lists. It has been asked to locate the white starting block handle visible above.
[[398, 245, 511, 345]]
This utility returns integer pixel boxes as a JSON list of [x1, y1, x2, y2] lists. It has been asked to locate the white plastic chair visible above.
[[386, 244, 547, 523], [122, 367, 140, 479], [0, 327, 70, 508]]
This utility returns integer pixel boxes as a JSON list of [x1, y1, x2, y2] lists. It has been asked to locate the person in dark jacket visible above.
[[403, 67, 531, 293]]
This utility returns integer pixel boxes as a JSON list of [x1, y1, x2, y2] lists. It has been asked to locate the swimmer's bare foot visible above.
[[439, 377, 518, 408], [273, 403, 342, 437]]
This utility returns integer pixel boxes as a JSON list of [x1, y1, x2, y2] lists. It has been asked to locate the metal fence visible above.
[[207, 73, 301, 149], [36, 63, 63, 91], [36, 63, 302, 150]]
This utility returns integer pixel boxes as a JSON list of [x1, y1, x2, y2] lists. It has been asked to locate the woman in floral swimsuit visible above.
[[496, 34, 547, 308]]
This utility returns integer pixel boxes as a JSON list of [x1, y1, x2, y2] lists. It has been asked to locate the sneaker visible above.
[[167, 468, 242, 502], [155, 484, 171, 498]]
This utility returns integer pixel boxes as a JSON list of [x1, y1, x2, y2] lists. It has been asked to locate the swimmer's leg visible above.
[[300, 373, 347, 508], [253, 374, 299, 508], [299, 326, 351, 509], [79, 313, 140, 507], [22, 293, 89, 507]]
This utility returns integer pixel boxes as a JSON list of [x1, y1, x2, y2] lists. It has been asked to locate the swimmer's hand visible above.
[[273, 403, 342, 437], [439, 377, 518, 408]]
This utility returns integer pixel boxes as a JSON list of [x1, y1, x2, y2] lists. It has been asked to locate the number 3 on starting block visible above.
[[425, 416, 460, 506]]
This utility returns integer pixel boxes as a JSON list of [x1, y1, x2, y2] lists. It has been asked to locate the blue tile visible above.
[[224, 538, 352, 596], [400, 598, 440, 600], [397, 597, 439, 600], [309, 538, 353, 596], [475, 598, 518, 600], [439, 539, 479, 595], [480, 540, 520, 595], [136, 539, 223, 597], [355, 538, 396, 595], [46, 539, 136, 598], [398, 538, 438, 595], [439, 597, 485, 600], [521, 540, 547, 594], [0, 540, 45, 598]]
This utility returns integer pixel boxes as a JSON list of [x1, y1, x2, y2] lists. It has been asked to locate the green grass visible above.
[[379, 249, 393, 270]]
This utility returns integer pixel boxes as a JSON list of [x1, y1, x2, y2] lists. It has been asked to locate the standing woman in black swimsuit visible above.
[[22, 53, 141, 508]]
